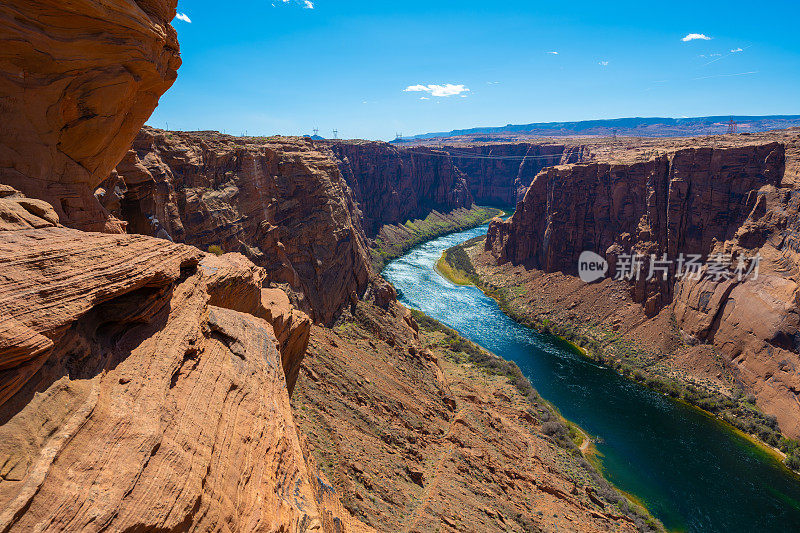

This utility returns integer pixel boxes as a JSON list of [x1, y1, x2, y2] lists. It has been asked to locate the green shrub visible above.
[[786, 453, 800, 471], [208, 245, 224, 256]]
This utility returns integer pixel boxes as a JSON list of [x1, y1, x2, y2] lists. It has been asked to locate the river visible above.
[[382, 223, 800, 532]]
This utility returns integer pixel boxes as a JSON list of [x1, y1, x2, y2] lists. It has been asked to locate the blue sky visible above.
[[147, 0, 800, 140]]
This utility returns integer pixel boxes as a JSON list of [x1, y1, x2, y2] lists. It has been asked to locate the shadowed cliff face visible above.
[[442, 143, 572, 206], [0, 0, 181, 232], [488, 143, 785, 311], [485, 140, 800, 438], [105, 128, 372, 325], [104, 133, 585, 324], [326, 141, 474, 235]]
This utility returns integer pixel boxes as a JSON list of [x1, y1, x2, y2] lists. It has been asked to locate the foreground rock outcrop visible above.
[[0, 2, 371, 528], [0, 0, 181, 232], [485, 136, 800, 440], [0, 190, 365, 531]]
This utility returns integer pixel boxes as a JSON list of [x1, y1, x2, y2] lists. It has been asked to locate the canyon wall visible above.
[[485, 140, 800, 437], [109, 133, 546, 322], [105, 128, 372, 324], [326, 141, 473, 235], [442, 143, 574, 206], [488, 143, 785, 311], [0, 0, 181, 232]]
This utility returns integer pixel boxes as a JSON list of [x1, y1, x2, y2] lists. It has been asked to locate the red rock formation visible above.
[[0, 0, 181, 232], [0, 210, 368, 530], [488, 143, 785, 311], [0, 0, 371, 527], [107, 128, 372, 324], [442, 143, 569, 206], [327, 141, 474, 235], [485, 140, 800, 437]]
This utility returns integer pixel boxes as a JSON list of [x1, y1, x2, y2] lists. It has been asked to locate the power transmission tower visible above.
[[612, 128, 617, 141], [332, 129, 338, 139], [726, 117, 738, 135], [313, 128, 319, 136], [395, 132, 403, 141]]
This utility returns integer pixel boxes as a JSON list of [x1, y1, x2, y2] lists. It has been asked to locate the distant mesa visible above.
[[394, 114, 800, 143]]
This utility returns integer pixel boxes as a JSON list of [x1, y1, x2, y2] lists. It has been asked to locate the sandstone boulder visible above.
[[0, 224, 366, 531], [0, 0, 181, 231]]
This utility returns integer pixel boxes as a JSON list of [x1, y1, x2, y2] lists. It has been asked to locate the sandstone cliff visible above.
[[488, 143, 785, 312], [441, 143, 572, 206], [105, 128, 372, 325], [327, 141, 474, 235], [0, 188, 366, 531], [484, 137, 800, 439], [0, 0, 181, 232]]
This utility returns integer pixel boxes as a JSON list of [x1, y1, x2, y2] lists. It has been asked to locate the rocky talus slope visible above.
[[293, 302, 651, 532], [483, 134, 800, 442]]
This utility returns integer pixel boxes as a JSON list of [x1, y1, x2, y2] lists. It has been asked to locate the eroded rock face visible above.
[[107, 128, 372, 324], [327, 141, 474, 235], [0, 215, 366, 531], [442, 143, 571, 206], [0, 0, 181, 231], [485, 140, 800, 437], [488, 143, 785, 311]]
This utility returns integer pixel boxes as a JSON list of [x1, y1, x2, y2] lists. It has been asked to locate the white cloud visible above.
[[487, 81, 500, 85], [682, 33, 711, 42], [731, 47, 743, 53], [547, 51, 559, 55], [404, 84, 470, 97], [693, 71, 758, 80], [599, 60, 609, 66], [271, 0, 315, 8], [420, 97, 429, 100], [174, 12, 191, 23]]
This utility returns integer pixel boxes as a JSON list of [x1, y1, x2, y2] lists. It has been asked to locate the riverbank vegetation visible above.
[[370, 206, 503, 271], [438, 238, 800, 474]]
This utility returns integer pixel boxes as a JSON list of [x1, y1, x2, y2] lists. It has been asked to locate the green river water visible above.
[[382, 223, 800, 532]]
